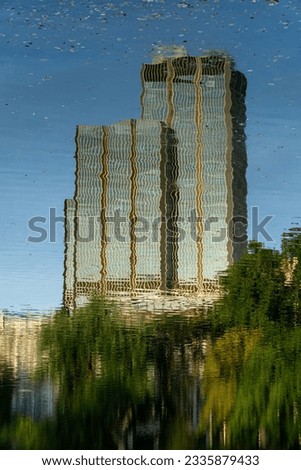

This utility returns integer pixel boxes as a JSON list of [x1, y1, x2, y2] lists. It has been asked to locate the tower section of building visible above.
[[141, 54, 247, 289]]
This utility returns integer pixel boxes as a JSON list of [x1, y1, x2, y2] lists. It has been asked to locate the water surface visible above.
[[0, 0, 300, 451], [0, 297, 300, 449]]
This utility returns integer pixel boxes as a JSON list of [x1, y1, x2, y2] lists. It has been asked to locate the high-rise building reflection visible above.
[[64, 49, 247, 310]]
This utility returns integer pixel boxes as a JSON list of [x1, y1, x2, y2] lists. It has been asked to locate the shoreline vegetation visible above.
[[0, 227, 300, 449], [210, 226, 301, 332]]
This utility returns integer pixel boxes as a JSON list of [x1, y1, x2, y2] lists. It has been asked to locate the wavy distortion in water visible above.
[[64, 52, 247, 311], [1, 224, 301, 451]]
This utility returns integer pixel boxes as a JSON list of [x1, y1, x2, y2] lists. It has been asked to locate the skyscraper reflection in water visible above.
[[64, 49, 247, 310]]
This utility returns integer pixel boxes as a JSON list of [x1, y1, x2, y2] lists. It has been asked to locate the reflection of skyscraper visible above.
[[141, 53, 247, 282], [64, 51, 247, 310], [64, 120, 179, 309]]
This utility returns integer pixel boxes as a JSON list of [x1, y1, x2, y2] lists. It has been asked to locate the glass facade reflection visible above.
[[64, 52, 247, 310]]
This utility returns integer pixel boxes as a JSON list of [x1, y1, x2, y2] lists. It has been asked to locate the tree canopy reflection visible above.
[[36, 302, 204, 449], [199, 325, 301, 449], [211, 229, 301, 331], [0, 229, 300, 449]]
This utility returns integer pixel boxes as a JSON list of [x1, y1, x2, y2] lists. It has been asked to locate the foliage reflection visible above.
[[0, 228, 300, 449]]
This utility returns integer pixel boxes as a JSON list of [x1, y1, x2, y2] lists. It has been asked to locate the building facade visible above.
[[64, 51, 247, 310]]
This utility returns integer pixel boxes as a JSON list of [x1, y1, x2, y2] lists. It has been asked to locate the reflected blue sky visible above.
[[0, 0, 300, 313]]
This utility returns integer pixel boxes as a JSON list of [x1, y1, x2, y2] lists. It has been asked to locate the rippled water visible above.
[[1, 0, 300, 313], [0, 0, 300, 450], [0, 300, 300, 450]]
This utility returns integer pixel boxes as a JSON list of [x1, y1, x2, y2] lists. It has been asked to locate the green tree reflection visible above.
[[198, 325, 301, 449], [198, 229, 301, 449], [0, 364, 15, 449], [211, 232, 301, 331], [0, 230, 300, 449], [0, 301, 204, 449]]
